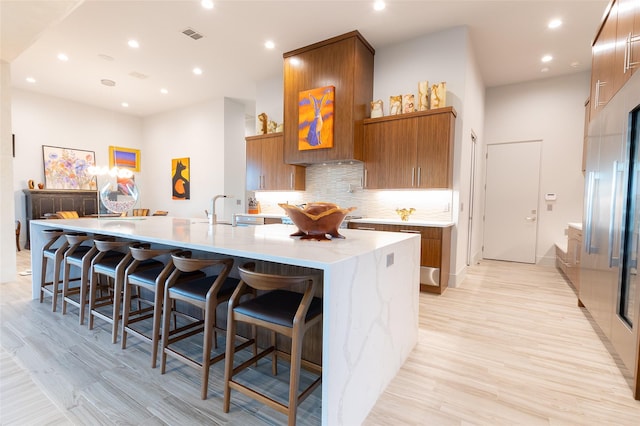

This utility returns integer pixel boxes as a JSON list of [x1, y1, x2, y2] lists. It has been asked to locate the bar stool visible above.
[[223, 262, 323, 426], [89, 240, 161, 343], [61, 233, 105, 324], [121, 244, 204, 368], [39, 228, 70, 312], [160, 251, 253, 399]]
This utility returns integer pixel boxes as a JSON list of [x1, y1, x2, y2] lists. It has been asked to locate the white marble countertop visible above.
[[349, 218, 454, 227], [568, 222, 582, 230], [31, 217, 417, 269]]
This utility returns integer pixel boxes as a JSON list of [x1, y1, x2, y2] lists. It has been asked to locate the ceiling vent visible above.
[[182, 28, 204, 40], [129, 71, 149, 79]]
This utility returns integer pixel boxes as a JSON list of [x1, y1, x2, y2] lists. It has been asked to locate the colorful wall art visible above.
[[109, 146, 140, 171], [298, 85, 334, 150], [171, 157, 190, 200], [42, 145, 95, 190]]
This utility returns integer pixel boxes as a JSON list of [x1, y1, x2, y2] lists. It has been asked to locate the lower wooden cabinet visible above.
[[348, 221, 451, 294]]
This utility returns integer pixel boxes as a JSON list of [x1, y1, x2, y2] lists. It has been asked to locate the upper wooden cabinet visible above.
[[245, 133, 305, 191], [282, 31, 374, 165], [362, 107, 456, 190], [590, 0, 640, 119]]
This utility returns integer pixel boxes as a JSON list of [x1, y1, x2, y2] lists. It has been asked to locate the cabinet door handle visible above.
[[364, 169, 368, 188], [417, 167, 422, 186], [595, 80, 607, 108], [400, 229, 421, 234], [626, 33, 640, 71], [290, 172, 294, 190], [355, 226, 376, 231], [411, 167, 416, 187], [608, 161, 623, 267]]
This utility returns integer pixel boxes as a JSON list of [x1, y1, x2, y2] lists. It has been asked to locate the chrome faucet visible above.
[[210, 194, 233, 225]]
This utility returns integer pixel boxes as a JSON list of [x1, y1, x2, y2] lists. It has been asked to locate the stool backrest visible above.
[[56, 211, 79, 219], [237, 262, 317, 291]]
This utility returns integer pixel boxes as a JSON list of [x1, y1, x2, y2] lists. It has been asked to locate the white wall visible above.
[[141, 98, 224, 219], [224, 97, 249, 219], [11, 88, 142, 247], [1, 60, 17, 282], [484, 71, 589, 264]]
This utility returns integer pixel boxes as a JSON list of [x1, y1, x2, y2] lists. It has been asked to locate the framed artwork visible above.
[[42, 145, 96, 190], [298, 85, 334, 151], [109, 146, 140, 171], [171, 157, 190, 200]]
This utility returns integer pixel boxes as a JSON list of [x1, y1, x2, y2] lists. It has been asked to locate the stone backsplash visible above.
[[253, 163, 453, 222]]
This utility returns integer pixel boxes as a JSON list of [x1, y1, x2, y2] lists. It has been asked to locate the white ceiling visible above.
[[2, 0, 608, 117]]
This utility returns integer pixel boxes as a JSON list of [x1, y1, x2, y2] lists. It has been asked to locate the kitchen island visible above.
[[29, 217, 420, 425]]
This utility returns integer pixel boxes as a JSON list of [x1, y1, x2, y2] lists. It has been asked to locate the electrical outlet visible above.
[[236, 199, 241, 205], [386, 252, 394, 267]]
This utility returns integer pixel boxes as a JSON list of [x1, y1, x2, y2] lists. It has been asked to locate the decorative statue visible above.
[[267, 120, 277, 133], [430, 82, 446, 109], [370, 99, 384, 118], [258, 112, 268, 134], [402, 94, 415, 113], [389, 95, 402, 115], [418, 80, 429, 111]]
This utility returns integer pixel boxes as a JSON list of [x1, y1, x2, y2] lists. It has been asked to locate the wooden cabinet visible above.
[[590, 0, 640, 120], [246, 133, 305, 191], [363, 107, 456, 189], [283, 31, 374, 165], [590, 3, 618, 117], [348, 222, 451, 294], [614, 0, 640, 89], [555, 225, 582, 293], [566, 226, 582, 291], [22, 189, 98, 248]]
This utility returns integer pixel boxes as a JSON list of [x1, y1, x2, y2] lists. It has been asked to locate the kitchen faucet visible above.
[[210, 194, 233, 225]]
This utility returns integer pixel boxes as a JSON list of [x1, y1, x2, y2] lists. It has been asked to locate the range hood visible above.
[[282, 31, 375, 165]]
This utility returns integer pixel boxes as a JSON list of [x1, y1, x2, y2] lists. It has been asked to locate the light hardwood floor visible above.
[[2, 251, 640, 425]]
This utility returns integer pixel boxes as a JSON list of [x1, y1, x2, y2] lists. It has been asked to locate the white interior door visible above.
[[483, 140, 541, 263]]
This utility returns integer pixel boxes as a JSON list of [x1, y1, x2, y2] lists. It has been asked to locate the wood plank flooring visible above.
[[2, 252, 640, 425]]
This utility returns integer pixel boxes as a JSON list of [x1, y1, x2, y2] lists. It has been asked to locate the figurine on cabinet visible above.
[[258, 112, 268, 134], [430, 82, 446, 109], [418, 80, 429, 111], [402, 94, 415, 114], [370, 99, 384, 118], [389, 95, 402, 115], [267, 120, 277, 133]]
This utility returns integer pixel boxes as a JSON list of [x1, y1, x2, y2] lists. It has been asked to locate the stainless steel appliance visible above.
[[234, 215, 265, 226], [582, 70, 640, 398]]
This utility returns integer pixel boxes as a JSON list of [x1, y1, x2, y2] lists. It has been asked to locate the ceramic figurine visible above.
[[267, 120, 277, 133], [389, 95, 402, 115], [418, 80, 429, 111], [430, 82, 446, 109], [402, 94, 415, 113], [257, 112, 268, 134], [370, 99, 384, 118]]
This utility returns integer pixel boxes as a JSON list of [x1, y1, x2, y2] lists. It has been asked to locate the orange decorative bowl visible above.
[[279, 202, 357, 240]]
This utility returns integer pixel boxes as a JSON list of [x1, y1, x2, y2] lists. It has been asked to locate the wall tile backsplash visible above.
[[253, 163, 453, 222]]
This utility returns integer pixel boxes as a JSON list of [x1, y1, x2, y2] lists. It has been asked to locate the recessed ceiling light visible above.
[[541, 67, 550, 73], [570, 61, 580, 68], [101, 79, 116, 87], [541, 55, 553, 63], [265, 40, 275, 49], [548, 19, 562, 29], [26, 77, 36, 83], [57, 53, 69, 61], [121, 102, 129, 108], [201, 0, 214, 9], [373, 1, 386, 11], [160, 88, 168, 94], [128, 39, 140, 48], [193, 67, 203, 75]]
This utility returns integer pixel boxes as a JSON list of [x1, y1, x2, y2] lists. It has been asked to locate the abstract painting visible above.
[[42, 145, 96, 190], [171, 157, 190, 200], [109, 146, 140, 171], [298, 85, 334, 151]]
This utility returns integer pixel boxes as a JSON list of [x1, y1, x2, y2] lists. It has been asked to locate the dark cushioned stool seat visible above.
[[234, 289, 322, 328]]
